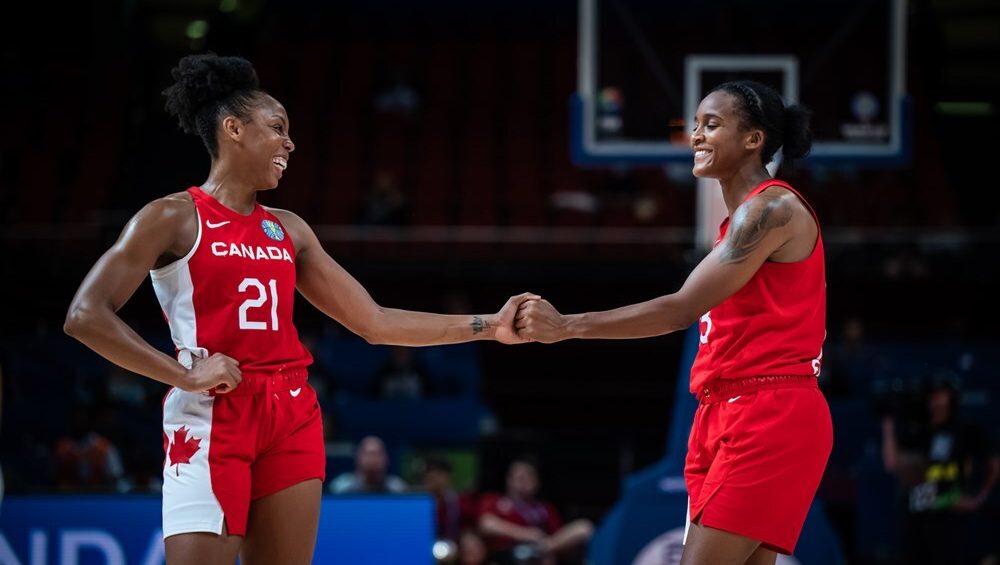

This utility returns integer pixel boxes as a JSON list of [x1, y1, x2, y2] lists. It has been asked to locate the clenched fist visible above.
[[184, 352, 242, 393], [514, 299, 570, 344], [494, 293, 542, 344]]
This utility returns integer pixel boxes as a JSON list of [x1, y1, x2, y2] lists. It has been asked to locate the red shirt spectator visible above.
[[478, 491, 562, 552], [478, 458, 592, 562]]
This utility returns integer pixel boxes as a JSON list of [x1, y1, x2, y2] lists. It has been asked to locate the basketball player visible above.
[[63, 53, 536, 565], [515, 81, 832, 565]]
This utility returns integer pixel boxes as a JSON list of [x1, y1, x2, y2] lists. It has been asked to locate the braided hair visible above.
[[710, 80, 812, 165]]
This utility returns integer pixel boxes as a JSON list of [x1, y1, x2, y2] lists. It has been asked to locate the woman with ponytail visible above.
[[515, 80, 831, 565], [64, 53, 535, 564]]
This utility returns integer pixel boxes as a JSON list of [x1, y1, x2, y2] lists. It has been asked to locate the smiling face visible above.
[[689, 90, 762, 179], [220, 94, 295, 190]]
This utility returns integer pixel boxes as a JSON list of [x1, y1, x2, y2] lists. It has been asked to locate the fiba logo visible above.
[[261, 219, 285, 241]]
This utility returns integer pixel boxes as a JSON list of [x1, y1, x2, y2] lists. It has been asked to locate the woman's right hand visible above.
[[184, 353, 242, 393]]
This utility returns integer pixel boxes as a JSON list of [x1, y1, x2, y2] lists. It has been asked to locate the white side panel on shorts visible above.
[[161, 388, 223, 538], [684, 497, 691, 545]]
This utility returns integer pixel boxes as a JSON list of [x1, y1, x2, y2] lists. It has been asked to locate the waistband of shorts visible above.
[[208, 368, 309, 396], [696, 375, 818, 404]]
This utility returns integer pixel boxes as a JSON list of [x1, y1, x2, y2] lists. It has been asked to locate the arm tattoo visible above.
[[471, 315, 489, 334], [720, 190, 793, 264]]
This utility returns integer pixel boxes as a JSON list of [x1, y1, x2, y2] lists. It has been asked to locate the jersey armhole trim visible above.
[[150, 208, 202, 280]]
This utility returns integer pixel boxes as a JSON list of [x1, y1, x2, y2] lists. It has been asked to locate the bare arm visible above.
[[64, 196, 241, 392], [273, 209, 536, 346], [478, 514, 546, 543], [957, 453, 1000, 511], [539, 519, 595, 555], [516, 187, 803, 342], [881, 416, 900, 473], [974, 455, 1000, 502]]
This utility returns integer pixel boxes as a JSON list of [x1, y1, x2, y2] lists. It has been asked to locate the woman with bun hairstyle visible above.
[[515, 81, 831, 565], [64, 53, 534, 564]]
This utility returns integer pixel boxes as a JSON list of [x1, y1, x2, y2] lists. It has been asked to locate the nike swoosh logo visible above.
[[728, 395, 742, 403], [206, 220, 230, 228], [289, 388, 302, 398]]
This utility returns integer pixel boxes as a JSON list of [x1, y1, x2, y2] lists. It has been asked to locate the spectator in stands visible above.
[[53, 407, 125, 491], [359, 170, 411, 226], [478, 457, 593, 565], [422, 456, 478, 542], [373, 346, 431, 399], [329, 435, 407, 494], [881, 376, 1000, 565]]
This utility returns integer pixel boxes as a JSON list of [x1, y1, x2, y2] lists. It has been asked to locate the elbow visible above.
[[64, 300, 108, 342], [674, 313, 701, 333], [655, 294, 701, 335], [360, 331, 386, 346], [666, 309, 701, 334], [64, 303, 92, 339], [354, 308, 388, 345]]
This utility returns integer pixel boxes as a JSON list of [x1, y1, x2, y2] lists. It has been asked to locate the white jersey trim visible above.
[[150, 208, 203, 280], [150, 209, 205, 369]]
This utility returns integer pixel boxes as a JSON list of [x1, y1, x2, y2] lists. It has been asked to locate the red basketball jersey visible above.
[[689, 180, 825, 393], [150, 187, 312, 374]]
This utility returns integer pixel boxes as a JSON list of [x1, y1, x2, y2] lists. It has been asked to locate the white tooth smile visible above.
[[273, 157, 288, 170], [694, 150, 710, 159]]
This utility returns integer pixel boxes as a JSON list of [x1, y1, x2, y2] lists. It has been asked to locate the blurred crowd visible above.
[[328, 440, 593, 565], [3, 310, 998, 565]]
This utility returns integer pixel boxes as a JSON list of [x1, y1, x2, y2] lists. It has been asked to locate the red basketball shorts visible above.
[[684, 375, 832, 554], [160, 369, 325, 538]]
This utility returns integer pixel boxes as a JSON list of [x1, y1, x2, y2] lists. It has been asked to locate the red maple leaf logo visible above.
[[168, 426, 202, 476]]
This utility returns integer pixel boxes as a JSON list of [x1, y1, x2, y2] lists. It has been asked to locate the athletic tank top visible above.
[[689, 179, 825, 393], [150, 187, 312, 373]]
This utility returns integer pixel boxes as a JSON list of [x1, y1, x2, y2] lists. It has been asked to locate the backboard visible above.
[[573, 0, 910, 166]]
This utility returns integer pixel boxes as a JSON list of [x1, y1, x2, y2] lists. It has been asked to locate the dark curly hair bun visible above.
[[162, 53, 262, 157]]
